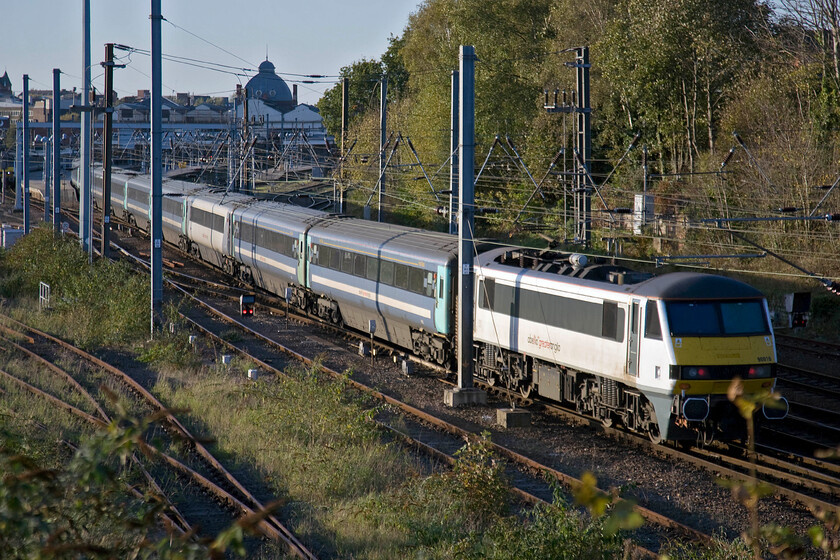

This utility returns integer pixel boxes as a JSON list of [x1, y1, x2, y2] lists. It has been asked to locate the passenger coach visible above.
[[306, 219, 459, 365]]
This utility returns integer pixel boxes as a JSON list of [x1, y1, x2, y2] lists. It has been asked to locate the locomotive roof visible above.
[[628, 271, 765, 300], [478, 248, 765, 301]]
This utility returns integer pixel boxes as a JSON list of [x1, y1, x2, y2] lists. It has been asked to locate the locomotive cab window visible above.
[[665, 300, 768, 336], [644, 301, 662, 339], [720, 301, 767, 334]]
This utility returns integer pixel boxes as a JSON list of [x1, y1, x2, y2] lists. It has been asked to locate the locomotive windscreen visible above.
[[665, 300, 769, 336]]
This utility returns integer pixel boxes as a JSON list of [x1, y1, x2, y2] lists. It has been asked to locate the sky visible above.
[[1, 0, 422, 105]]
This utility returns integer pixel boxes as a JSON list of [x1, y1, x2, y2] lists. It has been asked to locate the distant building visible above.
[[0, 72, 24, 120], [237, 58, 329, 144], [0, 72, 14, 99]]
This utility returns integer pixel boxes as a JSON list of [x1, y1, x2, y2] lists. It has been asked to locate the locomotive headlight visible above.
[[686, 367, 699, 378]]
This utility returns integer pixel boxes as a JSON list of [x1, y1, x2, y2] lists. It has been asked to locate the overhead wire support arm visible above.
[[365, 136, 401, 207], [225, 137, 257, 193], [699, 214, 840, 226], [504, 135, 545, 200], [572, 149, 615, 223], [329, 138, 357, 178], [404, 136, 440, 201], [513, 147, 565, 225], [597, 131, 640, 188], [723, 227, 836, 291], [733, 131, 779, 193], [654, 252, 766, 267], [809, 173, 840, 217], [474, 135, 504, 186]]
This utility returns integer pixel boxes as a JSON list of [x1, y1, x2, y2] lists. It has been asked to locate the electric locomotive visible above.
[[473, 247, 788, 443]]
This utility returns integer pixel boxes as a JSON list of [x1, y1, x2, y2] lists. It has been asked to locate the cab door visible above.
[[627, 299, 641, 376]]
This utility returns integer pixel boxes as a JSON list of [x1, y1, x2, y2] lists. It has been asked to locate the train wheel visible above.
[[648, 427, 662, 444], [643, 403, 661, 444], [330, 308, 343, 327]]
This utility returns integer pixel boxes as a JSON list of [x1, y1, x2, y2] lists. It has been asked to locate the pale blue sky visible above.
[[1, 0, 421, 104]]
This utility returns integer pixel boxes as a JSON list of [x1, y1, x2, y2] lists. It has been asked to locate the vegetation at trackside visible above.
[[0, 219, 838, 557], [0, 226, 147, 348]]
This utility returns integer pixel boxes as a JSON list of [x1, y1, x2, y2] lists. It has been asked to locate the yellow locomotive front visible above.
[[660, 297, 788, 443]]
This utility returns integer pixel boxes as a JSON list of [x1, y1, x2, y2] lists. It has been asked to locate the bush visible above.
[[0, 227, 148, 348], [0, 411, 243, 559]]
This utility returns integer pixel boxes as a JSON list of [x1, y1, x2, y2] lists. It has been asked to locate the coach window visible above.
[[394, 264, 409, 289], [425, 271, 435, 297], [409, 267, 424, 294], [366, 256, 379, 281], [329, 246, 340, 270], [644, 301, 662, 339], [341, 251, 354, 274], [355, 254, 367, 277], [381, 260, 394, 285]]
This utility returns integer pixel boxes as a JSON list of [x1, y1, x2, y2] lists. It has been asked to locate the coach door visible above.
[[627, 299, 641, 377]]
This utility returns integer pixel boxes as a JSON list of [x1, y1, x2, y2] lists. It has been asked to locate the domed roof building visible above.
[[236, 58, 329, 149], [245, 60, 295, 113]]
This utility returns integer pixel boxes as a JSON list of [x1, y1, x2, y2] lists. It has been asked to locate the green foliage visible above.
[[0, 227, 148, 348], [0, 410, 245, 559], [597, 0, 766, 169], [362, 459, 628, 559], [318, 58, 391, 138]]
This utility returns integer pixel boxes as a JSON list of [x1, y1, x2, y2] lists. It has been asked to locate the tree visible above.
[[317, 59, 385, 138], [777, 0, 840, 85], [597, 0, 768, 171]]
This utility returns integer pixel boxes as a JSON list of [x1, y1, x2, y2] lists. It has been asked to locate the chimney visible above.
[[293, 84, 298, 106]]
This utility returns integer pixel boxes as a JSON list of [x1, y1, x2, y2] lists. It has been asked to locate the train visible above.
[[71, 165, 788, 444]]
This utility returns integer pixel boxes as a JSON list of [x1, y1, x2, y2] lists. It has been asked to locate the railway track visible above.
[[495, 387, 840, 512], [777, 333, 840, 365], [0, 314, 318, 559], [162, 270, 712, 557]]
